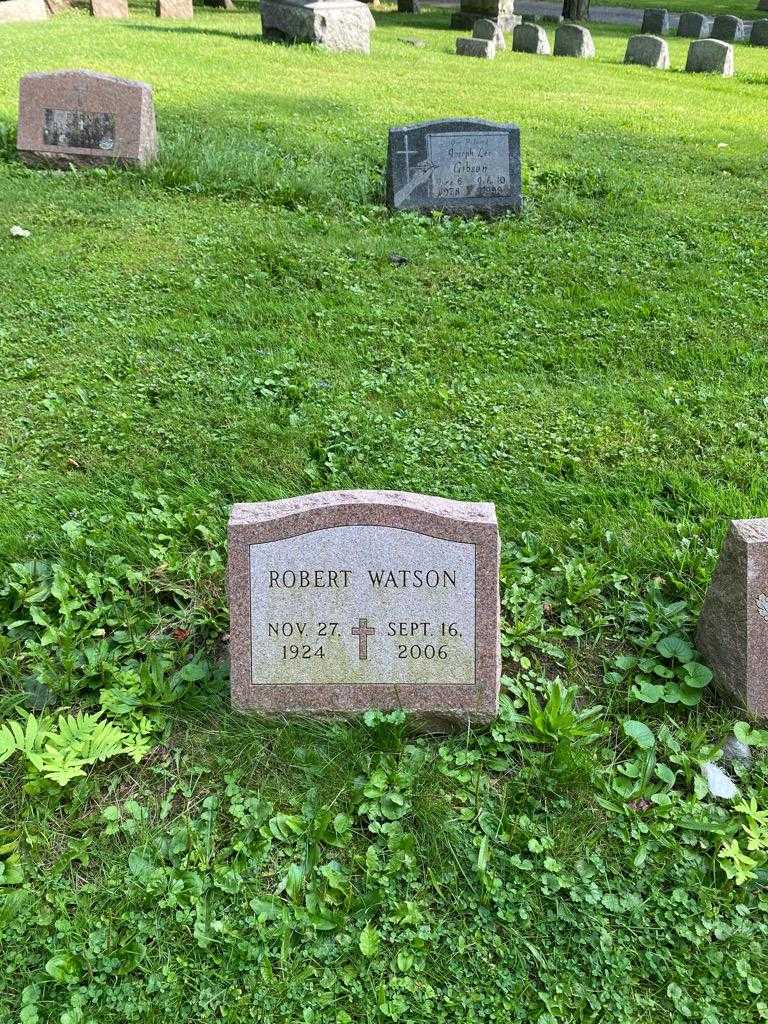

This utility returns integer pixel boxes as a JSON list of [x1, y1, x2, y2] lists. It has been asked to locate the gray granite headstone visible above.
[[473, 17, 505, 47], [228, 490, 501, 728], [697, 519, 768, 721], [710, 13, 744, 41], [750, 18, 768, 44], [513, 21, 550, 53], [90, 0, 129, 16], [624, 33, 669, 67], [685, 37, 734, 74], [677, 12, 707, 38], [386, 118, 522, 217], [554, 22, 595, 57], [641, 7, 668, 33]]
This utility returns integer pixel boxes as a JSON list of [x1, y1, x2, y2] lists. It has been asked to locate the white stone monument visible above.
[[261, 0, 375, 54]]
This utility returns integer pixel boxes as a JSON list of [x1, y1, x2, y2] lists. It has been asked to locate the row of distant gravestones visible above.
[[454, 10, 767, 73]]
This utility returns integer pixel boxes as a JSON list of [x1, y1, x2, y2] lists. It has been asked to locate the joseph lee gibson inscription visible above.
[[228, 491, 501, 727], [386, 118, 522, 217]]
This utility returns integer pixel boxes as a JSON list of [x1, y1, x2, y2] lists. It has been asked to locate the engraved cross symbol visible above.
[[351, 617, 376, 661], [396, 134, 413, 182]]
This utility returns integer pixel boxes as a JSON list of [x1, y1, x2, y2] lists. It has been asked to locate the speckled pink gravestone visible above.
[[697, 518, 768, 720], [90, 0, 129, 17], [228, 490, 500, 728], [17, 70, 156, 169]]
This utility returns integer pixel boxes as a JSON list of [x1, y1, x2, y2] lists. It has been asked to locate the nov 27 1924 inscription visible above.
[[386, 118, 522, 217], [228, 491, 501, 726]]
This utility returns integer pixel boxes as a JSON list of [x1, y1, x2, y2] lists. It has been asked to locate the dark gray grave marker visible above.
[[386, 118, 522, 217]]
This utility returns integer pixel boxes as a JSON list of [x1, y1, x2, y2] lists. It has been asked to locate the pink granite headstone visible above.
[[156, 0, 193, 17], [0, 0, 48, 24], [228, 490, 501, 728], [697, 518, 768, 720], [17, 70, 156, 169], [90, 0, 129, 17]]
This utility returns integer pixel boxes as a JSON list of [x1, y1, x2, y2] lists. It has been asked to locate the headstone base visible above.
[[261, 0, 375, 53], [456, 36, 496, 57]]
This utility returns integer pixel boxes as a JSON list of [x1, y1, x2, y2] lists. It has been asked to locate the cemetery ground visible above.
[[1, 4, 768, 1021]]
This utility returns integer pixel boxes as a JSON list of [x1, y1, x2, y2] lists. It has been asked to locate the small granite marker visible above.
[[261, 0, 375, 52], [386, 118, 522, 217], [90, 0, 129, 16], [624, 33, 669, 68], [554, 22, 595, 58], [641, 7, 668, 34], [513, 21, 550, 53], [17, 70, 157, 169], [228, 490, 501, 726], [685, 37, 734, 74], [473, 17, 505, 48], [697, 519, 768, 721], [676, 12, 707, 38], [456, 36, 497, 57], [750, 19, 768, 44], [710, 13, 744, 41]]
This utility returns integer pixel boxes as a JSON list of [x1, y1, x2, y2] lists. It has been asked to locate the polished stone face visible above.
[[248, 525, 476, 687], [386, 119, 522, 217], [228, 491, 501, 727], [43, 109, 115, 151], [427, 132, 508, 198]]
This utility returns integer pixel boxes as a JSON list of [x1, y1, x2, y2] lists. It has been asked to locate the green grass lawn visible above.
[[1, 7, 768, 1023]]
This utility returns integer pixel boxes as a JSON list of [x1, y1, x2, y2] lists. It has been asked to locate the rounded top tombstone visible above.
[[228, 490, 501, 728]]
